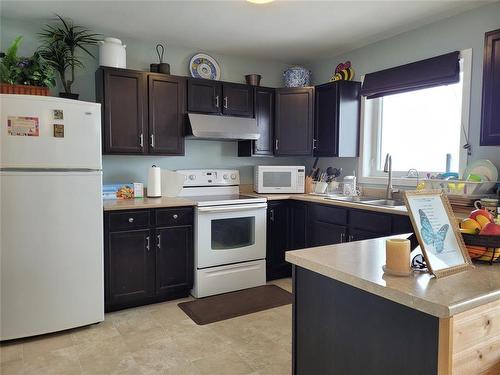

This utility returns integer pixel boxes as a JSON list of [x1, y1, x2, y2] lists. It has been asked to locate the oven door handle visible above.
[[197, 203, 268, 213]]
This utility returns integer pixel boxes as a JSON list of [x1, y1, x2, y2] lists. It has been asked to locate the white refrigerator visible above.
[[0, 94, 104, 340]]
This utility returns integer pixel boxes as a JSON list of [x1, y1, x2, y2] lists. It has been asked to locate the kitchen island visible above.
[[286, 236, 500, 375]]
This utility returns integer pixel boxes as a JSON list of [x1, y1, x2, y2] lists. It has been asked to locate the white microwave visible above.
[[254, 166, 305, 194]]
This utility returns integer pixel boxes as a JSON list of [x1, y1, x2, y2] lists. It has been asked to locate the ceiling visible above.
[[1, 0, 494, 63]]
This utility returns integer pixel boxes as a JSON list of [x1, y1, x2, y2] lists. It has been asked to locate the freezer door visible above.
[[0, 171, 104, 340], [0, 94, 102, 169]]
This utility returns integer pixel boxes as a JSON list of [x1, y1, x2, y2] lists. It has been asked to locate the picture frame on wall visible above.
[[403, 190, 473, 278]]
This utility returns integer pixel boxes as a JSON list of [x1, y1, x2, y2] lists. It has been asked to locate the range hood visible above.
[[187, 113, 260, 141]]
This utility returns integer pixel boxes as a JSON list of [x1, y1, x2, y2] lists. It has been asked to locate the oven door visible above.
[[196, 203, 267, 269]]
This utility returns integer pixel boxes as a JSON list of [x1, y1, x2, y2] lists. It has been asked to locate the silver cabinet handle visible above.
[[312, 139, 318, 150], [150, 134, 155, 148], [157, 234, 161, 249], [340, 233, 345, 243], [275, 139, 279, 151], [224, 96, 228, 109], [128, 217, 134, 223], [215, 95, 220, 108], [139, 133, 143, 148], [146, 236, 150, 251], [270, 209, 275, 222], [349, 235, 354, 242], [173, 214, 178, 219]]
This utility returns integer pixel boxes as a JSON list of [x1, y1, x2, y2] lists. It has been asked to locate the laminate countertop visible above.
[[286, 236, 500, 318], [103, 197, 196, 211]]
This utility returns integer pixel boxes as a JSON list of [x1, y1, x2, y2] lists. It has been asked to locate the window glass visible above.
[[378, 80, 463, 173]]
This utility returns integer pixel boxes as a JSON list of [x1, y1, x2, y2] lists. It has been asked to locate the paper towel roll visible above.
[[147, 165, 162, 197]]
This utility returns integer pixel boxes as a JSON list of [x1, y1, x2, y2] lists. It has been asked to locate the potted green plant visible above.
[[38, 14, 100, 100], [0, 36, 56, 95]]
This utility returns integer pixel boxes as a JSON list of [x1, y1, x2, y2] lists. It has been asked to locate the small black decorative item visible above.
[[150, 43, 170, 74]]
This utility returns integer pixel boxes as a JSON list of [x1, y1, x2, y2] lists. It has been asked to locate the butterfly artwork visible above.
[[418, 209, 449, 253]]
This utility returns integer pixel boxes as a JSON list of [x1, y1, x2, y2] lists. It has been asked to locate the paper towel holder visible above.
[[147, 165, 162, 198]]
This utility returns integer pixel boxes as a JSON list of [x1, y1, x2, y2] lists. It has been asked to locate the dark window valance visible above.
[[360, 51, 460, 99]]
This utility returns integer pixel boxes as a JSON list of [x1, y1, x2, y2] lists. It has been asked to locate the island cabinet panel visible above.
[[266, 201, 291, 280], [480, 28, 500, 145], [104, 207, 194, 312], [293, 267, 440, 375], [148, 75, 186, 155], [187, 78, 222, 114], [451, 299, 500, 374], [275, 87, 314, 156], [97, 68, 147, 154], [222, 82, 254, 117], [314, 80, 361, 157], [238, 87, 275, 157]]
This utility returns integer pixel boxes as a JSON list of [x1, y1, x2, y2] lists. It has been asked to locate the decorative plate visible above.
[[463, 159, 498, 182], [189, 53, 220, 80]]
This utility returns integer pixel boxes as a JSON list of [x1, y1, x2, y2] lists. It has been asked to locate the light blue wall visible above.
[[0, 17, 305, 184], [306, 1, 500, 175]]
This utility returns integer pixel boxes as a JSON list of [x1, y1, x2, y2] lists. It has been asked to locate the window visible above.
[[359, 49, 472, 185]]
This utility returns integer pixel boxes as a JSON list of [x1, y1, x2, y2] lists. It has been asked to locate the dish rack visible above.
[[421, 179, 498, 196], [462, 234, 500, 264]]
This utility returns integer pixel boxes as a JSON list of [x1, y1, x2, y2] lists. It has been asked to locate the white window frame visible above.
[[358, 49, 472, 187]]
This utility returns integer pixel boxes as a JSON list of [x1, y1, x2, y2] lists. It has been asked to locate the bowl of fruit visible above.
[[460, 209, 500, 263]]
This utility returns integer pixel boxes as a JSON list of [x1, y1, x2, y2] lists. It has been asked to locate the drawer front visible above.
[[349, 210, 392, 234], [309, 204, 348, 226], [108, 210, 151, 231], [156, 207, 193, 227]]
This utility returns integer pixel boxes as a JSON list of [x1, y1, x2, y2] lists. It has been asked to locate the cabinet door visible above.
[[148, 75, 186, 155], [348, 228, 381, 242], [275, 87, 314, 156], [155, 226, 194, 295], [100, 68, 147, 154], [480, 28, 500, 145], [308, 221, 347, 247], [107, 229, 154, 306], [289, 201, 308, 250], [314, 81, 360, 157], [266, 201, 289, 280], [222, 83, 254, 117], [187, 78, 221, 114], [238, 87, 275, 156]]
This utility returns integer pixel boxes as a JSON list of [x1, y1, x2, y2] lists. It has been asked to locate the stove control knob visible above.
[[189, 174, 196, 181], [223, 174, 229, 180], [231, 174, 237, 180]]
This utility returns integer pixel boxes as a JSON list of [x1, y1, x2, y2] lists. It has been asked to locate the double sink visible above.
[[322, 195, 405, 207]]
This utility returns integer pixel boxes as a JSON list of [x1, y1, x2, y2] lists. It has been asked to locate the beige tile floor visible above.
[[0, 278, 292, 375]]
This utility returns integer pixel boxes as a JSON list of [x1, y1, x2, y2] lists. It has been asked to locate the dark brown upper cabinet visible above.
[[314, 80, 361, 157], [96, 68, 147, 154], [187, 78, 221, 114], [187, 78, 254, 118], [221, 82, 254, 117], [275, 87, 314, 156], [148, 75, 186, 155], [238, 87, 275, 157], [480, 28, 500, 146], [96, 67, 186, 156]]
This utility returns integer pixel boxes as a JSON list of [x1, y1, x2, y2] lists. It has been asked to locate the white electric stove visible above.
[[177, 169, 267, 298]]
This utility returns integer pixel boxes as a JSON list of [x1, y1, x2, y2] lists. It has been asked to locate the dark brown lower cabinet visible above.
[[266, 201, 290, 281], [107, 229, 155, 307], [156, 226, 193, 296], [104, 208, 194, 312], [308, 221, 347, 247]]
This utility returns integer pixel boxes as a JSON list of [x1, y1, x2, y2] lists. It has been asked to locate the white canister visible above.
[[98, 37, 126, 68]]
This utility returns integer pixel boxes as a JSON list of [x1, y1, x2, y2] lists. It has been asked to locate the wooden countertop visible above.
[[286, 236, 500, 318], [103, 197, 196, 211]]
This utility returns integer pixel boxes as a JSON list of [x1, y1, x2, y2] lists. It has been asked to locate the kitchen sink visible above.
[[363, 199, 406, 207], [323, 196, 378, 202]]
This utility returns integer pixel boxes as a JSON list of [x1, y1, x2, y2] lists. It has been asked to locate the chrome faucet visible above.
[[383, 153, 394, 199]]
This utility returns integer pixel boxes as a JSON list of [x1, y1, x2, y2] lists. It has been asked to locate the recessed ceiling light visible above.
[[247, 0, 275, 4]]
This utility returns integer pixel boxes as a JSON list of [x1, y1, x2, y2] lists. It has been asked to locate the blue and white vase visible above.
[[283, 66, 311, 87]]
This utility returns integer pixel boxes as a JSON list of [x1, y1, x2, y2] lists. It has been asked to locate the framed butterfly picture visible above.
[[403, 190, 473, 278]]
